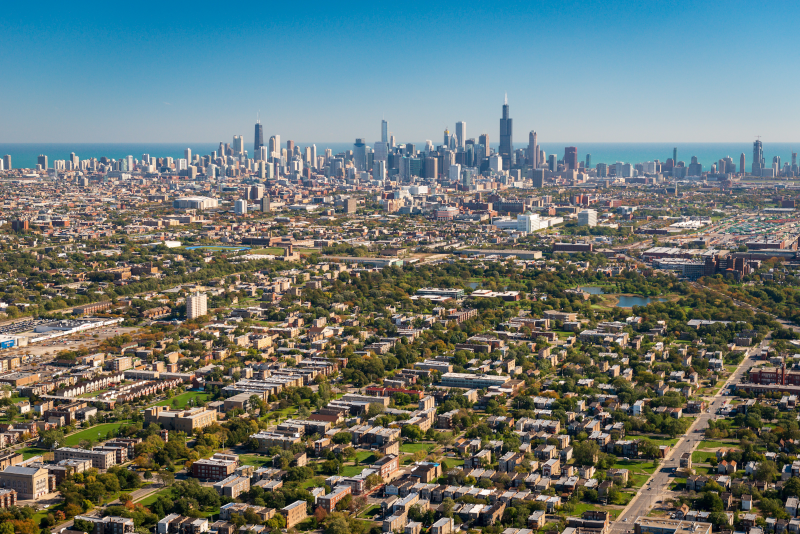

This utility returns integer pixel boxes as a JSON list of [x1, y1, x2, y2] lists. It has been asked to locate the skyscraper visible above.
[[287, 140, 295, 155], [673, 147, 677, 165], [456, 121, 466, 149], [269, 136, 280, 159], [740, 153, 746, 176], [548, 154, 556, 171], [499, 95, 513, 170], [752, 140, 764, 176], [381, 120, 388, 144], [37, 155, 48, 169], [528, 131, 538, 169], [564, 147, 578, 170], [233, 135, 244, 155], [185, 148, 192, 164], [254, 122, 264, 155], [3, 155, 10, 170], [443, 129, 450, 148], [353, 139, 367, 171], [479, 133, 490, 158], [585, 154, 591, 169]]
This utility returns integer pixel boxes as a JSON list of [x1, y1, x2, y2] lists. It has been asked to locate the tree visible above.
[[754, 461, 778, 483], [332, 432, 352, 445], [325, 516, 350, 534], [157, 471, 175, 487], [573, 440, 600, 466], [401, 425, 424, 442], [367, 403, 385, 417], [441, 497, 455, 518]]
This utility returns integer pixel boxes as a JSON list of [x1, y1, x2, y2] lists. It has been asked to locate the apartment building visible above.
[[280, 500, 307, 529], [144, 406, 217, 432], [54, 447, 116, 470], [0, 465, 49, 499]]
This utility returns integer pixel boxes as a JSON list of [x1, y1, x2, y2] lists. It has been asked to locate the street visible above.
[[610, 343, 761, 532]]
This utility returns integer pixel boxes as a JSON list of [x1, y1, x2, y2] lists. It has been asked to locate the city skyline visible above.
[[3, 1, 800, 143]]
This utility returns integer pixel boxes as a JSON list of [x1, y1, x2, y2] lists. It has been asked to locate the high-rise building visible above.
[[254, 122, 264, 155], [564, 147, 578, 170], [374, 142, 388, 163], [585, 154, 591, 169], [248, 185, 264, 200], [373, 160, 387, 181], [532, 169, 545, 188], [479, 134, 490, 157], [424, 157, 438, 180], [449, 164, 461, 182], [269, 136, 280, 159], [740, 153, 746, 176], [381, 120, 388, 144], [456, 122, 466, 149], [578, 209, 597, 227], [234, 199, 248, 215], [184, 148, 192, 165], [673, 147, 677, 165], [353, 139, 367, 171], [528, 131, 538, 168], [499, 95, 513, 170], [37, 155, 48, 169], [548, 154, 556, 171], [752, 140, 764, 176], [261, 196, 271, 212], [233, 135, 244, 155], [3, 155, 10, 170], [287, 140, 295, 155], [186, 293, 208, 320]]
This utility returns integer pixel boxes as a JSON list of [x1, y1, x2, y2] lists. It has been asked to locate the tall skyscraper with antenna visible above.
[[499, 94, 513, 170], [752, 139, 764, 176], [254, 118, 264, 156]]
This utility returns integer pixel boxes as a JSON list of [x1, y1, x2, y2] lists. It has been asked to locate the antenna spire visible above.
[[504, 93, 508, 105]]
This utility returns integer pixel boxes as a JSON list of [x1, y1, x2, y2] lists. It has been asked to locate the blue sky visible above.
[[2, 0, 800, 144]]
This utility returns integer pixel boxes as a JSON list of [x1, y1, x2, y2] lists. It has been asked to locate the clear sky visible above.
[[3, 0, 800, 144]]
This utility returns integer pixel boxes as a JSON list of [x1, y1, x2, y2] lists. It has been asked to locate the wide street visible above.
[[610, 341, 763, 533]]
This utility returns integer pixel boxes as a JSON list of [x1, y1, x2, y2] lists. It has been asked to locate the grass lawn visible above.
[[138, 487, 173, 506], [356, 451, 377, 464], [692, 451, 718, 463], [613, 492, 635, 506], [669, 477, 687, 491], [63, 422, 130, 447], [630, 474, 651, 488], [611, 459, 658, 474], [340, 464, 364, 477], [443, 458, 464, 468], [358, 505, 382, 519], [249, 248, 286, 255], [18, 446, 48, 459], [239, 454, 272, 467], [699, 440, 739, 450], [153, 391, 211, 409], [400, 443, 435, 454]]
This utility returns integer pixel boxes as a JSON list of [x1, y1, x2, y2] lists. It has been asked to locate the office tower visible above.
[[673, 147, 677, 165], [37, 155, 48, 169], [449, 164, 461, 182], [389, 135, 395, 148], [585, 154, 591, 169], [548, 154, 556, 171], [532, 169, 545, 188], [258, 146, 268, 162], [304, 147, 313, 167], [752, 140, 764, 176], [260, 196, 271, 212], [186, 293, 208, 320], [443, 128, 450, 147], [456, 122, 466, 149], [248, 185, 264, 200], [254, 122, 264, 154], [311, 145, 317, 168], [126, 155, 134, 171], [405, 143, 415, 156], [597, 163, 608, 177], [740, 153, 746, 175], [578, 209, 597, 227], [3, 155, 10, 170], [773, 156, 781, 172], [233, 135, 244, 155], [564, 147, 578, 170], [287, 140, 295, 155], [381, 120, 388, 144], [374, 141, 388, 162], [70, 152, 79, 168], [184, 148, 192, 165], [528, 131, 538, 168], [479, 134, 490, 157], [499, 95, 513, 170], [373, 160, 387, 181], [353, 139, 367, 171], [234, 199, 248, 215], [424, 157, 438, 180], [269, 136, 280, 159]]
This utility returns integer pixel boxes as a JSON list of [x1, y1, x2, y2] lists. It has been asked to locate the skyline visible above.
[[3, 1, 800, 143]]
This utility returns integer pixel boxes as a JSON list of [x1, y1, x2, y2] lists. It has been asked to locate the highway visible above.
[[610, 342, 762, 533]]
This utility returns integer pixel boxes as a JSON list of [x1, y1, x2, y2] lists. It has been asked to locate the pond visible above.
[[580, 286, 606, 294], [468, 282, 480, 289], [616, 295, 667, 307]]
